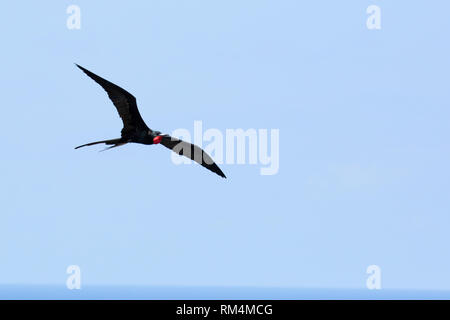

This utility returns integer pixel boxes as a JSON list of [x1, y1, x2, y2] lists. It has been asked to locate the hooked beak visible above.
[[153, 135, 162, 144]]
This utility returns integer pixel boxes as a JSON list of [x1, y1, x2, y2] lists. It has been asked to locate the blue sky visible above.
[[1, 1, 450, 294]]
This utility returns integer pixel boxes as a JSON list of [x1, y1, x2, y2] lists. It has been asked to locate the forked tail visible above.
[[75, 138, 125, 150]]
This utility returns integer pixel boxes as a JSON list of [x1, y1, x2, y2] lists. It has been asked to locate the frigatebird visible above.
[[74, 64, 226, 178]]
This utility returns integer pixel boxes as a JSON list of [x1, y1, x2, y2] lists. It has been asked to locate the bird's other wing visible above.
[[160, 135, 226, 178], [76, 64, 149, 136]]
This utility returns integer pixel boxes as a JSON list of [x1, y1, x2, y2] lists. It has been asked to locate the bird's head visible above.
[[153, 135, 163, 144]]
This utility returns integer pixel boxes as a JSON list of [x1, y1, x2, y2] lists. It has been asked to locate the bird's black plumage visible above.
[[75, 64, 149, 137], [159, 135, 226, 178], [75, 64, 226, 178]]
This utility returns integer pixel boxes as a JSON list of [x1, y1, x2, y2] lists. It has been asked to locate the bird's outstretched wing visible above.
[[76, 64, 149, 136], [160, 135, 226, 178]]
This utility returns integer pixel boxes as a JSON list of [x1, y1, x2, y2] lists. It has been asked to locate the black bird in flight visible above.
[[74, 64, 226, 178]]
